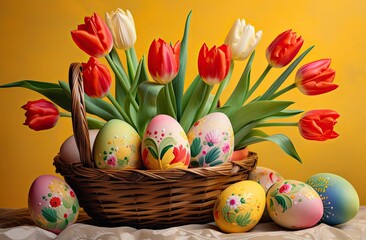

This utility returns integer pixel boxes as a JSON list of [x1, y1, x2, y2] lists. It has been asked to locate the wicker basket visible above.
[[53, 63, 258, 228]]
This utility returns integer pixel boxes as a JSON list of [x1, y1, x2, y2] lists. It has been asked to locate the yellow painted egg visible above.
[[141, 114, 190, 170], [60, 129, 99, 163], [213, 180, 266, 233], [93, 119, 141, 169], [28, 175, 79, 234], [266, 180, 323, 229], [187, 112, 234, 167]]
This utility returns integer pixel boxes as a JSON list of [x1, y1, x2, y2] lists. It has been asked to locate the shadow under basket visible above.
[[53, 62, 258, 229], [54, 152, 258, 228]]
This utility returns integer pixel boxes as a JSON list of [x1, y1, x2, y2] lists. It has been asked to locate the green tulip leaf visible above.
[[109, 47, 130, 105], [182, 75, 200, 112], [0, 80, 72, 111], [173, 10, 192, 120], [138, 81, 165, 136], [230, 100, 294, 133], [223, 51, 255, 116], [237, 130, 301, 163]]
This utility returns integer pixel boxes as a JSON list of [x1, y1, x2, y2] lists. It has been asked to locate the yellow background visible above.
[[1, 0, 365, 207]]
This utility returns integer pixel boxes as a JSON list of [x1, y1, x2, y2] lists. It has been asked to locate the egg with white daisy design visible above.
[[187, 112, 234, 167], [213, 180, 266, 233]]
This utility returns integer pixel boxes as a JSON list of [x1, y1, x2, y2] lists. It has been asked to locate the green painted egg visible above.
[[306, 173, 359, 225]]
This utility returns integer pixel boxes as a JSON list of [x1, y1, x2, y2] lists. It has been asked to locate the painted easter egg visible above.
[[60, 129, 99, 163], [249, 166, 284, 192], [306, 173, 359, 225], [141, 114, 190, 170], [187, 112, 234, 167], [28, 175, 79, 234], [93, 119, 141, 169], [213, 180, 266, 233], [266, 180, 323, 229]]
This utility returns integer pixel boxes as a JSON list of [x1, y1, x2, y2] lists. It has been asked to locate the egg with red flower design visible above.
[[28, 175, 79, 234], [187, 112, 234, 167], [141, 114, 190, 169]]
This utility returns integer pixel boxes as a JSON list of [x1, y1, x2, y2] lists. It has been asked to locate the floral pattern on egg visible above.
[[187, 112, 234, 167], [214, 181, 265, 233], [266, 180, 323, 229], [141, 114, 190, 170], [93, 119, 141, 169], [28, 175, 79, 234], [249, 166, 284, 192]]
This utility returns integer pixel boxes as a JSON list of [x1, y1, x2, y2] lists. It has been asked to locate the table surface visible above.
[[0, 206, 365, 240]]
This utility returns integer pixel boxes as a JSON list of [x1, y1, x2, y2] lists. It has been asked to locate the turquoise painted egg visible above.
[[187, 112, 234, 167], [306, 173, 359, 225], [93, 119, 142, 169], [266, 180, 323, 229], [28, 175, 79, 234], [141, 114, 190, 170]]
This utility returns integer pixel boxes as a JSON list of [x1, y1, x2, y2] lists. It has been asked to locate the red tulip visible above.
[[82, 57, 112, 98], [198, 43, 231, 85], [298, 110, 339, 141], [148, 38, 180, 84], [71, 13, 113, 58], [22, 99, 60, 131], [295, 59, 338, 95], [266, 29, 304, 68]]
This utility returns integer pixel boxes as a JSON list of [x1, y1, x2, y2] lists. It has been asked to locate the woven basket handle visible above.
[[68, 63, 93, 168]]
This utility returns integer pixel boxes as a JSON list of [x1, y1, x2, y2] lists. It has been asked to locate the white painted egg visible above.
[[93, 119, 141, 169], [28, 175, 79, 234], [249, 166, 284, 192], [213, 180, 266, 233], [266, 180, 323, 229], [60, 129, 99, 163], [141, 114, 190, 170], [187, 112, 234, 167]]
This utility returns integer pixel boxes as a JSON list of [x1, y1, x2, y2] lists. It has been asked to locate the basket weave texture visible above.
[[53, 63, 258, 228]]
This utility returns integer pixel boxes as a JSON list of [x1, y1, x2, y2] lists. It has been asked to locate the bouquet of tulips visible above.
[[0, 9, 339, 163]]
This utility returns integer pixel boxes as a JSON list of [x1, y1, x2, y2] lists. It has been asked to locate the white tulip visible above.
[[105, 9, 137, 50], [224, 19, 262, 61]]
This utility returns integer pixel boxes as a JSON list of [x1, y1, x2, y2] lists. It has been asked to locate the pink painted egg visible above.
[[60, 129, 99, 163], [141, 114, 190, 170], [187, 112, 234, 167], [266, 180, 323, 229], [28, 175, 79, 234]]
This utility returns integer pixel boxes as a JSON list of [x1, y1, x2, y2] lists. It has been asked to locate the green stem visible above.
[[257, 122, 298, 127], [126, 49, 135, 84], [246, 64, 272, 100], [105, 55, 139, 111], [60, 112, 105, 128], [270, 83, 297, 99], [107, 93, 135, 128], [208, 64, 232, 113], [194, 84, 213, 123], [165, 83, 177, 119]]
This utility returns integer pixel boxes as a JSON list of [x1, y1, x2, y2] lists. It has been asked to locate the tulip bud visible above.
[[198, 43, 231, 85], [295, 59, 338, 95], [224, 19, 262, 61], [105, 9, 137, 50], [298, 110, 339, 141], [266, 29, 304, 68], [82, 57, 112, 98], [22, 99, 60, 131], [71, 13, 113, 58], [148, 38, 180, 84]]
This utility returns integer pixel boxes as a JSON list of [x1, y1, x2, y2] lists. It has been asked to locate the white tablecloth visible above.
[[0, 207, 365, 240]]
